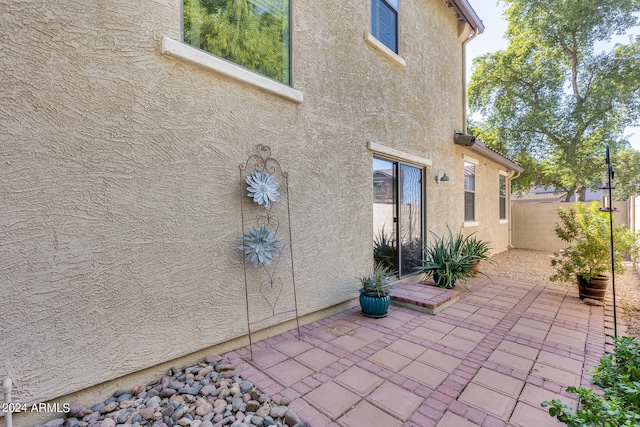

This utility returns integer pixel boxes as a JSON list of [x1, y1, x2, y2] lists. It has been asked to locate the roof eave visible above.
[[448, 0, 485, 35], [468, 140, 525, 173]]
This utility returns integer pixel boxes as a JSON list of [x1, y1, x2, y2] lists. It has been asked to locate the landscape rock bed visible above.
[[36, 354, 306, 427]]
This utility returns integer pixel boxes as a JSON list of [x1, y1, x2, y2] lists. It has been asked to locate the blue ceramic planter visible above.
[[359, 292, 390, 318]]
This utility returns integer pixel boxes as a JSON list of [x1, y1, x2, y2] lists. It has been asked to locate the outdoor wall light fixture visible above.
[[435, 169, 450, 183]]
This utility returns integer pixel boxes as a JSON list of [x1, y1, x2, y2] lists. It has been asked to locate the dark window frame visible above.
[[464, 161, 476, 222], [499, 174, 507, 221], [371, 0, 399, 53], [373, 155, 424, 277]]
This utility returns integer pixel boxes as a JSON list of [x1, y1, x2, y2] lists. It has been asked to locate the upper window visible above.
[[371, 0, 399, 53], [183, 0, 291, 85], [464, 162, 476, 222], [499, 175, 507, 220]]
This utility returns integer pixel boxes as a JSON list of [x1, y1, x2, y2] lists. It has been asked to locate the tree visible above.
[[612, 148, 640, 200], [468, 0, 640, 201]]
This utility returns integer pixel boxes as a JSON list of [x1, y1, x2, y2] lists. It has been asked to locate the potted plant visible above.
[[358, 264, 395, 318], [464, 235, 492, 276], [415, 227, 491, 289], [550, 202, 640, 301]]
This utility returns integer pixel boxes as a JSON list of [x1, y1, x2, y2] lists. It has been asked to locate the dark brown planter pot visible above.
[[471, 261, 480, 277], [577, 274, 609, 301]]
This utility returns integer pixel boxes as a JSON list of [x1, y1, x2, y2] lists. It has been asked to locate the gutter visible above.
[[449, 0, 485, 35], [467, 139, 524, 173], [451, 0, 483, 133], [506, 170, 521, 248], [461, 29, 478, 134]]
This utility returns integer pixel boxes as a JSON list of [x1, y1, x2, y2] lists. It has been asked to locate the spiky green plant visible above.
[[373, 227, 397, 271], [416, 227, 491, 289], [359, 264, 395, 297]]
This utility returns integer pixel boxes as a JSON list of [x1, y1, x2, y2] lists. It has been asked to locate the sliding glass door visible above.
[[373, 158, 423, 276]]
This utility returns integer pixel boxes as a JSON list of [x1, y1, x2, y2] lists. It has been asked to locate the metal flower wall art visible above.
[[246, 171, 280, 209], [240, 224, 281, 267]]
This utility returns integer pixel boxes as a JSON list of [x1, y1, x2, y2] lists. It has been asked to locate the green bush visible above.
[[542, 336, 640, 426], [550, 202, 640, 283]]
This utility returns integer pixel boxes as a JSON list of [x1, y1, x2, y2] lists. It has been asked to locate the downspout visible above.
[[2, 378, 12, 427], [507, 170, 521, 248], [461, 26, 478, 134]]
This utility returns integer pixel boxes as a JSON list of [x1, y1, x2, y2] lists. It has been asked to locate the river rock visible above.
[[161, 388, 177, 397], [146, 395, 161, 410], [196, 403, 213, 416], [99, 419, 115, 427], [239, 381, 253, 393], [66, 402, 84, 418], [100, 402, 118, 414], [246, 401, 260, 412], [269, 406, 288, 419], [284, 411, 301, 427], [199, 366, 214, 376], [43, 418, 64, 427], [138, 407, 155, 420]]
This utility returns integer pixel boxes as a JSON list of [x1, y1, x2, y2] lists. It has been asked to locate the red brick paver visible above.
[[228, 275, 615, 426]]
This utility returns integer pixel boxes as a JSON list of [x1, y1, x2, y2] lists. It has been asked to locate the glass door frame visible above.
[[373, 156, 426, 278]]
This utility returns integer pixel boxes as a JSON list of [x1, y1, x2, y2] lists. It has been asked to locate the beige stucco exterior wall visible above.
[[632, 196, 640, 273], [0, 0, 486, 412], [445, 150, 512, 254], [511, 201, 629, 253]]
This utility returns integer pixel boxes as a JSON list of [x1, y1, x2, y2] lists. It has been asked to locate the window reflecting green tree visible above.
[[184, 0, 290, 84]]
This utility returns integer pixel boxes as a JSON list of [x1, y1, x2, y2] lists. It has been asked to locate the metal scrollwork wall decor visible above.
[[239, 145, 300, 358]]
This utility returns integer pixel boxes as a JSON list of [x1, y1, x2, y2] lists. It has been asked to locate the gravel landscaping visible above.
[[35, 354, 306, 427], [482, 248, 640, 338]]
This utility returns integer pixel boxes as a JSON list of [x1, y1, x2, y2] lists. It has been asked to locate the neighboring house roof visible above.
[[447, 0, 485, 35], [512, 190, 568, 203], [512, 186, 603, 203]]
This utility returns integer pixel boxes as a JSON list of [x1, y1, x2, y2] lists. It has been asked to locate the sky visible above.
[[465, 0, 640, 151]]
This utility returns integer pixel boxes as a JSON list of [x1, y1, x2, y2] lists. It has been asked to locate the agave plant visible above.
[[359, 263, 396, 297], [246, 171, 280, 209], [373, 226, 397, 271], [415, 227, 491, 289], [239, 224, 280, 267]]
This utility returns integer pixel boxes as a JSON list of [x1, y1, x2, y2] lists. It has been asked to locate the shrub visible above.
[[550, 202, 640, 283], [542, 336, 640, 426]]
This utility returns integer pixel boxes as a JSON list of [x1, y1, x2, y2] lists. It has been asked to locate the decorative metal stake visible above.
[[239, 145, 301, 359], [600, 146, 618, 338]]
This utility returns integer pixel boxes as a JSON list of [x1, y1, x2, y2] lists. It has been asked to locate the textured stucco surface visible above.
[[512, 201, 629, 252], [0, 0, 510, 408], [456, 151, 514, 253]]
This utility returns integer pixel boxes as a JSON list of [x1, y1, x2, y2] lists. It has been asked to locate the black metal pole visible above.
[[608, 164, 618, 338], [604, 146, 618, 338]]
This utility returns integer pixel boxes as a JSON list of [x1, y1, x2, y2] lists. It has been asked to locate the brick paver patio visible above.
[[225, 275, 622, 426]]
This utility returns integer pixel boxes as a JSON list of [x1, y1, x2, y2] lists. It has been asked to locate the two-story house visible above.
[[1, 0, 522, 421]]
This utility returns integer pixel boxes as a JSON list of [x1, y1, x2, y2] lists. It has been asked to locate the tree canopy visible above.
[[468, 0, 640, 201], [612, 148, 640, 200]]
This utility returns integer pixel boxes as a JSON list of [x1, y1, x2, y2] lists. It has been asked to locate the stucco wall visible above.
[[1, 0, 472, 409], [633, 196, 640, 273], [447, 151, 512, 254], [512, 201, 629, 253]]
